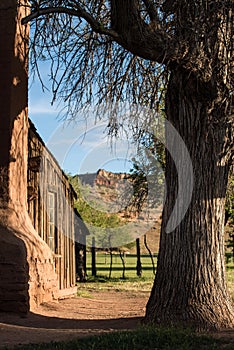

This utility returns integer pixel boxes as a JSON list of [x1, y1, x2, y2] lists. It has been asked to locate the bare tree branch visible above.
[[21, 1, 184, 64], [20, 0, 233, 127], [22, 5, 120, 40], [142, 0, 160, 23], [109, 0, 176, 63]]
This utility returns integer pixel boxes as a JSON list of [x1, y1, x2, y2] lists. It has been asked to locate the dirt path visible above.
[[0, 289, 234, 349], [0, 290, 149, 348]]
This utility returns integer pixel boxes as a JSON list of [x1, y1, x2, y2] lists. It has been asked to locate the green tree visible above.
[[128, 126, 165, 214], [68, 175, 127, 248], [22, 1, 234, 330]]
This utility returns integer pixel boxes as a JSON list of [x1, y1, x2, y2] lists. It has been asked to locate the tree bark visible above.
[[109, 0, 181, 63], [144, 67, 234, 331]]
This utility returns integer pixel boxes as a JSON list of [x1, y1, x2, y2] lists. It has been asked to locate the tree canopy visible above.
[[22, 1, 233, 114]]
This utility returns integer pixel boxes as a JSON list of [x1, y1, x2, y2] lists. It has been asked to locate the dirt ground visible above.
[[0, 290, 148, 348], [0, 289, 234, 349]]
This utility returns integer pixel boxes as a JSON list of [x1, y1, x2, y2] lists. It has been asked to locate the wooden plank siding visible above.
[[27, 120, 76, 292]]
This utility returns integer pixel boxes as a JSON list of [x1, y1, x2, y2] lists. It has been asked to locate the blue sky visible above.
[[28, 63, 135, 175]]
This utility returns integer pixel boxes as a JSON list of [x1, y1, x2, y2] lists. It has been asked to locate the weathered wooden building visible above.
[[27, 121, 77, 295]]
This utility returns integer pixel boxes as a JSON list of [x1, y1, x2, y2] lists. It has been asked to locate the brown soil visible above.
[[0, 290, 148, 348], [0, 289, 233, 349]]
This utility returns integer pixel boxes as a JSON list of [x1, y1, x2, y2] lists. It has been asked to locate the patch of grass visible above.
[[78, 275, 154, 294], [86, 252, 157, 280], [76, 290, 93, 298], [4, 327, 232, 350]]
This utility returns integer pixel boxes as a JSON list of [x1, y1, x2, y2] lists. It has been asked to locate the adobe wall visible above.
[[0, 1, 59, 313]]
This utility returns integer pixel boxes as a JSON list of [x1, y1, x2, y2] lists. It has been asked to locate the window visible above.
[[48, 192, 57, 252]]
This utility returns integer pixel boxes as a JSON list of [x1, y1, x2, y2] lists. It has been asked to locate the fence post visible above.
[[91, 237, 96, 276]]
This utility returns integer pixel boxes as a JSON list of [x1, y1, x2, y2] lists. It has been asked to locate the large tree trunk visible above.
[[144, 67, 234, 331], [0, 0, 58, 314]]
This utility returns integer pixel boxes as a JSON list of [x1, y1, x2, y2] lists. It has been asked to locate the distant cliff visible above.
[[78, 169, 131, 214], [78, 169, 161, 221], [78, 169, 128, 188], [78, 173, 97, 186]]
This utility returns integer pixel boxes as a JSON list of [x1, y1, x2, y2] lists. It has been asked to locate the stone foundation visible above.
[[0, 208, 59, 313]]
